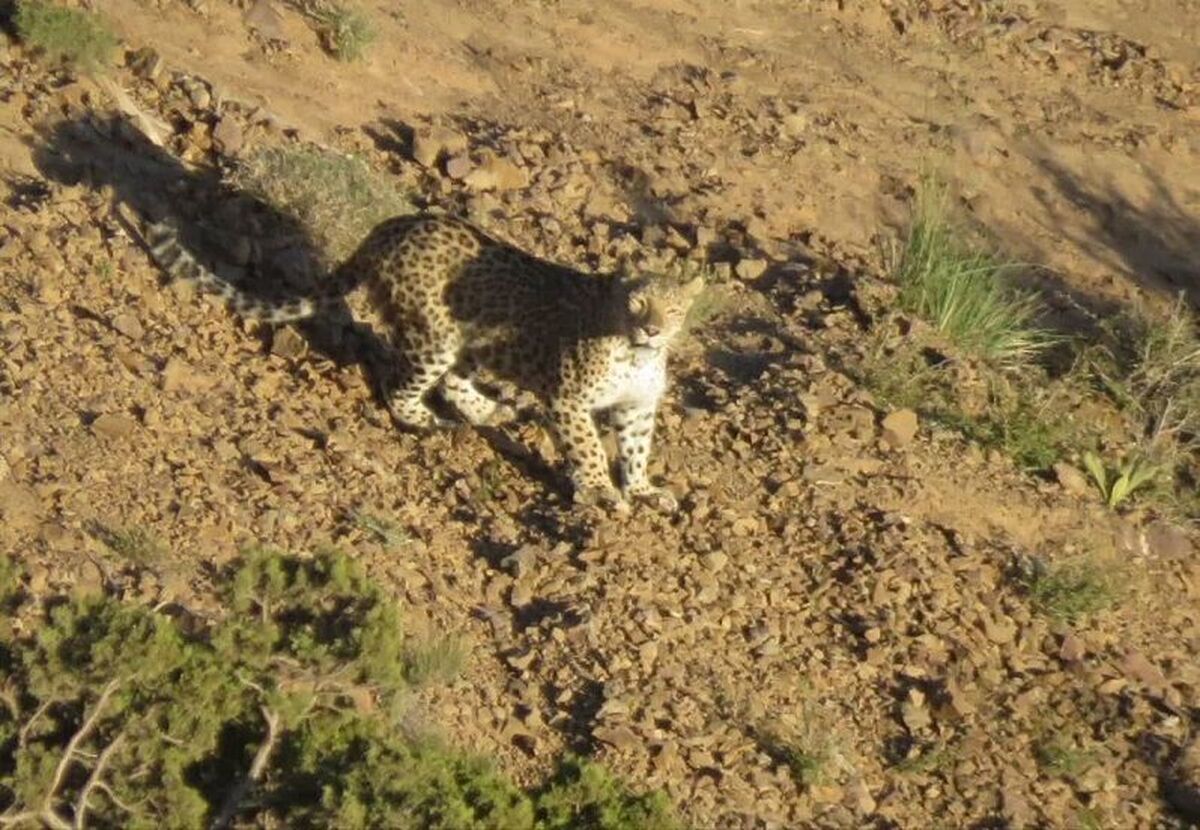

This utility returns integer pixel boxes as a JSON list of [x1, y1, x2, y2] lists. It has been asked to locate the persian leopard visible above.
[[129, 210, 704, 513]]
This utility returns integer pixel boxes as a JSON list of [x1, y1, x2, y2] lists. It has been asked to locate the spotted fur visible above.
[[138, 211, 703, 512]]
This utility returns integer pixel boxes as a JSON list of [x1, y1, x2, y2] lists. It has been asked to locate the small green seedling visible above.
[[1081, 451, 1159, 508]]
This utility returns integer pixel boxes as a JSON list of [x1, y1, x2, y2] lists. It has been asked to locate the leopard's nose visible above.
[[643, 325, 660, 338]]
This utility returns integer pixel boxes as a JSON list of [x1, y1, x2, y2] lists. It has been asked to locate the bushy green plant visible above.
[[534, 756, 680, 830], [0, 550, 679, 829], [13, 0, 117, 72]]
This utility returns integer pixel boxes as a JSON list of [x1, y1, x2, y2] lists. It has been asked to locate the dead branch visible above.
[[93, 77, 169, 148], [208, 706, 281, 830], [91, 783, 136, 816], [44, 681, 121, 812], [33, 679, 122, 830], [74, 731, 125, 829], [17, 700, 53, 749]]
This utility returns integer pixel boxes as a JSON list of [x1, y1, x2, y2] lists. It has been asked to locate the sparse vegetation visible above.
[[12, 0, 117, 72], [1085, 295, 1200, 516], [1021, 555, 1118, 622], [892, 178, 1055, 368], [0, 549, 677, 829], [90, 523, 167, 564], [352, 511, 411, 550], [473, 458, 506, 504], [288, 0, 375, 61], [751, 702, 851, 789], [228, 146, 413, 261], [939, 389, 1069, 471], [1092, 296, 1200, 449], [861, 338, 1076, 471], [894, 741, 957, 776], [1035, 735, 1098, 780]]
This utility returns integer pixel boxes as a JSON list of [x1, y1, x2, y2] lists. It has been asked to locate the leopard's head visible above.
[[625, 276, 705, 350]]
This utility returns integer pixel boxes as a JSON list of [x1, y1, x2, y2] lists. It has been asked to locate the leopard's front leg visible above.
[[612, 403, 677, 513]]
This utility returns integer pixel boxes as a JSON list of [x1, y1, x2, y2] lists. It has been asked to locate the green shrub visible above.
[[535, 756, 680, 830], [13, 0, 117, 72], [0, 550, 678, 829]]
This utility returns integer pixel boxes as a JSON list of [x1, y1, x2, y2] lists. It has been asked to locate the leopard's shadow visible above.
[[30, 114, 400, 414]]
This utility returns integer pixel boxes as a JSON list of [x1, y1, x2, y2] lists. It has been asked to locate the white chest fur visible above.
[[592, 346, 668, 410]]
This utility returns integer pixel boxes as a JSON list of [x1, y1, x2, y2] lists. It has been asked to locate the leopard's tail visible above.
[[141, 219, 329, 323], [123, 203, 360, 323]]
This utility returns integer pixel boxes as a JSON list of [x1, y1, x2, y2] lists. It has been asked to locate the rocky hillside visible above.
[[1, 1, 1198, 828]]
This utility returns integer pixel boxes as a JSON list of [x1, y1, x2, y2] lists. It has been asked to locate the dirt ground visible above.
[[2, 1, 1199, 827]]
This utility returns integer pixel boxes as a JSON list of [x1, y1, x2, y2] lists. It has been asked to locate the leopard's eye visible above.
[[628, 295, 648, 315]]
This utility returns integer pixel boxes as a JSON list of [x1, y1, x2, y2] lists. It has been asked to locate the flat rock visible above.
[[464, 153, 528, 191], [0, 482, 43, 531], [880, 408, 918, 448], [735, 258, 768, 281], [593, 723, 641, 750], [444, 153, 472, 180], [1053, 462, 1091, 497], [243, 0, 286, 42], [111, 312, 145, 340], [212, 116, 245, 156], [411, 126, 468, 168], [162, 357, 215, 393], [91, 413, 138, 440]]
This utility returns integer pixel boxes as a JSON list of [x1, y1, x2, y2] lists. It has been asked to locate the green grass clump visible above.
[[748, 701, 850, 790], [314, 4, 375, 61], [894, 179, 1054, 368], [938, 394, 1067, 471], [1093, 296, 1200, 446], [228, 146, 412, 262], [403, 634, 468, 687], [1022, 556, 1118, 622], [13, 0, 117, 72], [0, 548, 678, 829], [893, 741, 957, 776]]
